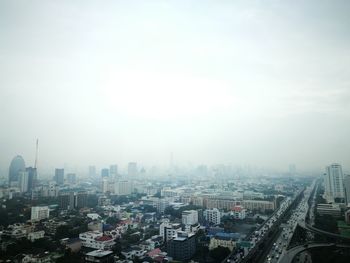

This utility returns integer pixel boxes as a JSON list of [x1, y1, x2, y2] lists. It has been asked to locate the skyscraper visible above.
[[54, 168, 64, 185], [8, 155, 26, 186], [324, 163, 345, 203], [26, 167, 37, 192], [18, 171, 29, 193], [128, 162, 137, 177]]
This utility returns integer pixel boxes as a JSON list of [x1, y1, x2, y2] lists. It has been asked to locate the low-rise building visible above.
[[79, 231, 115, 250], [27, 231, 45, 242], [209, 232, 240, 251], [85, 250, 115, 263]]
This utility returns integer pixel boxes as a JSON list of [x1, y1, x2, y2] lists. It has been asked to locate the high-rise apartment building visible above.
[[54, 168, 64, 185], [343, 174, 350, 205], [18, 171, 29, 193], [324, 163, 345, 203], [182, 210, 198, 225], [114, 180, 133, 195], [204, 208, 221, 225], [31, 206, 50, 221]]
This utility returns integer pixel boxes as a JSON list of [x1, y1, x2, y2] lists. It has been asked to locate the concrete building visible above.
[[114, 180, 133, 195], [232, 205, 246, 220], [18, 171, 29, 193], [31, 206, 50, 221], [79, 231, 115, 250], [28, 231, 45, 242], [204, 208, 221, 225], [159, 222, 182, 242], [85, 250, 114, 263], [242, 200, 275, 212], [324, 163, 345, 203], [343, 174, 350, 205], [26, 167, 37, 192], [167, 232, 196, 261], [182, 210, 198, 225], [58, 190, 87, 210], [209, 232, 240, 251], [54, 168, 64, 185], [316, 203, 341, 218], [102, 178, 109, 193]]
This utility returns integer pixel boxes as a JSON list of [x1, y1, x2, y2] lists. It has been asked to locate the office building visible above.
[[54, 168, 64, 185], [167, 232, 196, 261], [128, 162, 137, 177], [324, 163, 345, 203], [9, 155, 26, 185], [204, 208, 221, 225], [31, 206, 50, 221], [26, 167, 37, 192], [18, 171, 29, 193], [182, 210, 198, 225]]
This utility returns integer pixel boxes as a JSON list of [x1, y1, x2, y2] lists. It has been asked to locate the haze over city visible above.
[[1, 0, 350, 173]]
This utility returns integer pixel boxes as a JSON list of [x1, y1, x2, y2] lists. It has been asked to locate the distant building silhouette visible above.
[[26, 167, 37, 192], [110, 164, 118, 177], [9, 155, 26, 186], [101, 168, 109, 178], [89, 166, 96, 178], [128, 162, 137, 177], [54, 168, 64, 185]]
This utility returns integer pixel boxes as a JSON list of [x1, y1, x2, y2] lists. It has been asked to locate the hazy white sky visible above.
[[1, 0, 350, 172]]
